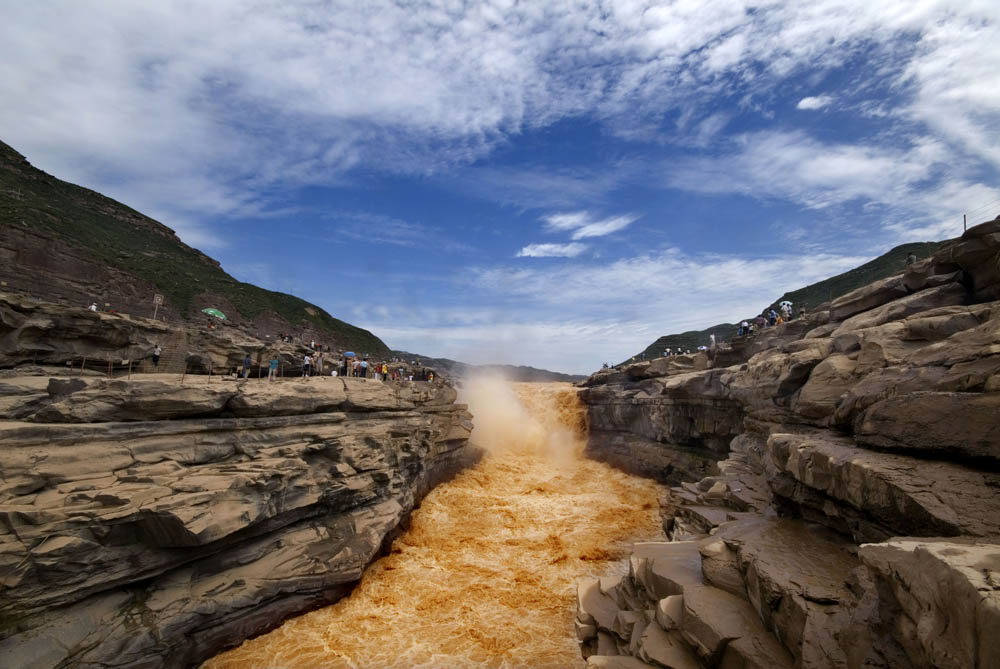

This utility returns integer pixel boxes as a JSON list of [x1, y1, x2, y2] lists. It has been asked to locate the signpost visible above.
[[152, 294, 164, 321]]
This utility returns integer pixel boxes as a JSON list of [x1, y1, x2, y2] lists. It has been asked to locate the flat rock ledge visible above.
[[0, 376, 475, 668], [577, 218, 1000, 668]]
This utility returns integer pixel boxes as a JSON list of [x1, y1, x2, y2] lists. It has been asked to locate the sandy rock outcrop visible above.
[[0, 375, 474, 668], [0, 290, 348, 377], [578, 217, 1000, 668]]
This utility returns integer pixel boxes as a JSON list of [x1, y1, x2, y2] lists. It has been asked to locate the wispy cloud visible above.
[[570, 214, 641, 240], [663, 130, 1000, 240], [543, 212, 591, 231], [323, 211, 477, 254], [1, 1, 998, 244], [357, 246, 870, 373], [797, 95, 833, 110], [516, 243, 588, 258], [540, 211, 640, 240]]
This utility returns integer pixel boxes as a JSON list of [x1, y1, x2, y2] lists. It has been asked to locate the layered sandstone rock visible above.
[[0, 290, 321, 376], [578, 217, 1000, 667], [0, 375, 474, 668]]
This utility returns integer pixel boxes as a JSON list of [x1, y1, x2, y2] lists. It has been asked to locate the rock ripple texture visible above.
[[577, 217, 1000, 668], [0, 375, 473, 668]]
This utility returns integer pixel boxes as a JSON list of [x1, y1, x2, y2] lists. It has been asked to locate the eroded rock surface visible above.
[[578, 218, 1000, 668], [0, 375, 474, 668]]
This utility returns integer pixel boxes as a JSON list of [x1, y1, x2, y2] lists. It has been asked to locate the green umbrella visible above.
[[202, 308, 227, 320]]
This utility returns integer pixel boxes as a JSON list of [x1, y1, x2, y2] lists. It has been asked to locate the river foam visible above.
[[206, 378, 662, 668]]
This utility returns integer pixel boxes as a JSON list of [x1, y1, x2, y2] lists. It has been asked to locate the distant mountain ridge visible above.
[[0, 139, 389, 355], [626, 240, 944, 364], [392, 350, 587, 383]]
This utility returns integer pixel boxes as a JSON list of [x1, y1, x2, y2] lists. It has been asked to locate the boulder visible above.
[[855, 391, 1000, 462], [793, 354, 858, 420], [766, 433, 1000, 542], [681, 584, 794, 667], [711, 517, 859, 667], [829, 274, 909, 321], [902, 304, 992, 341], [832, 282, 968, 336], [860, 538, 1000, 669], [655, 595, 685, 631], [637, 623, 700, 669], [630, 541, 704, 600], [579, 577, 623, 632], [940, 217, 1000, 301]]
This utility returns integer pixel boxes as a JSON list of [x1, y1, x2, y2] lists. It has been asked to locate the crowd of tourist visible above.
[[736, 301, 806, 337], [253, 345, 439, 385]]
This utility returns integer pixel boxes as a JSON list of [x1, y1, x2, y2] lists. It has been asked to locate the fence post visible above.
[[80, 357, 86, 377]]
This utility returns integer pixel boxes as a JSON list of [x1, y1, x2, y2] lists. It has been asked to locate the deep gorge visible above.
[[206, 379, 663, 668]]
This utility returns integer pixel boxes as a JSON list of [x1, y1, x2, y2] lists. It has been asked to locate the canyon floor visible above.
[[207, 380, 664, 668]]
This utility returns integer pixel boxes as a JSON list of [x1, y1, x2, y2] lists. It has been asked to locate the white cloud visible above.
[[516, 243, 588, 258], [797, 95, 833, 110], [570, 214, 641, 240], [2, 0, 998, 228], [357, 246, 870, 373], [544, 212, 591, 231], [540, 211, 640, 239], [664, 130, 1000, 238]]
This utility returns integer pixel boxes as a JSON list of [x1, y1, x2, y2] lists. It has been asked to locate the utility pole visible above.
[[964, 214, 967, 233]]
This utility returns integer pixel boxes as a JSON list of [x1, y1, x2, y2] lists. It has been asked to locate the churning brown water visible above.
[[206, 378, 663, 668]]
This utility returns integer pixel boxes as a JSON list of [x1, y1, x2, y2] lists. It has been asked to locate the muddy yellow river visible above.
[[207, 378, 663, 668]]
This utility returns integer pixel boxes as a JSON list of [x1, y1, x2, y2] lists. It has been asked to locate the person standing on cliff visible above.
[[152, 345, 162, 367], [268, 354, 279, 381], [241, 354, 252, 378], [303, 353, 311, 377]]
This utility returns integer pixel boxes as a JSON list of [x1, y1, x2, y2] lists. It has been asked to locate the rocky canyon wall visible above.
[[0, 373, 474, 667], [576, 217, 1000, 668]]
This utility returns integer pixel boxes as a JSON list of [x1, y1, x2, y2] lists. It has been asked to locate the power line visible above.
[[963, 196, 1000, 221]]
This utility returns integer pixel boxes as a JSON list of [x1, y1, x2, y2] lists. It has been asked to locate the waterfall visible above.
[[207, 379, 662, 668]]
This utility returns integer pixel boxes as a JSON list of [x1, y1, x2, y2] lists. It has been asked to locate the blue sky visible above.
[[2, 1, 999, 374]]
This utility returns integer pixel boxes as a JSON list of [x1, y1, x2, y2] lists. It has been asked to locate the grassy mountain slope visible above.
[[630, 323, 737, 362], [773, 241, 942, 309], [392, 350, 587, 383], [627, 240, 944, 364], [0, 139, 388, 354]]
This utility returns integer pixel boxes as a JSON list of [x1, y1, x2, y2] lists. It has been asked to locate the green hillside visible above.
[[774, 241, 942, 310], [0, 139, 388, 355], [631, 323, 736, 362], [626, 240, 944, 364]]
